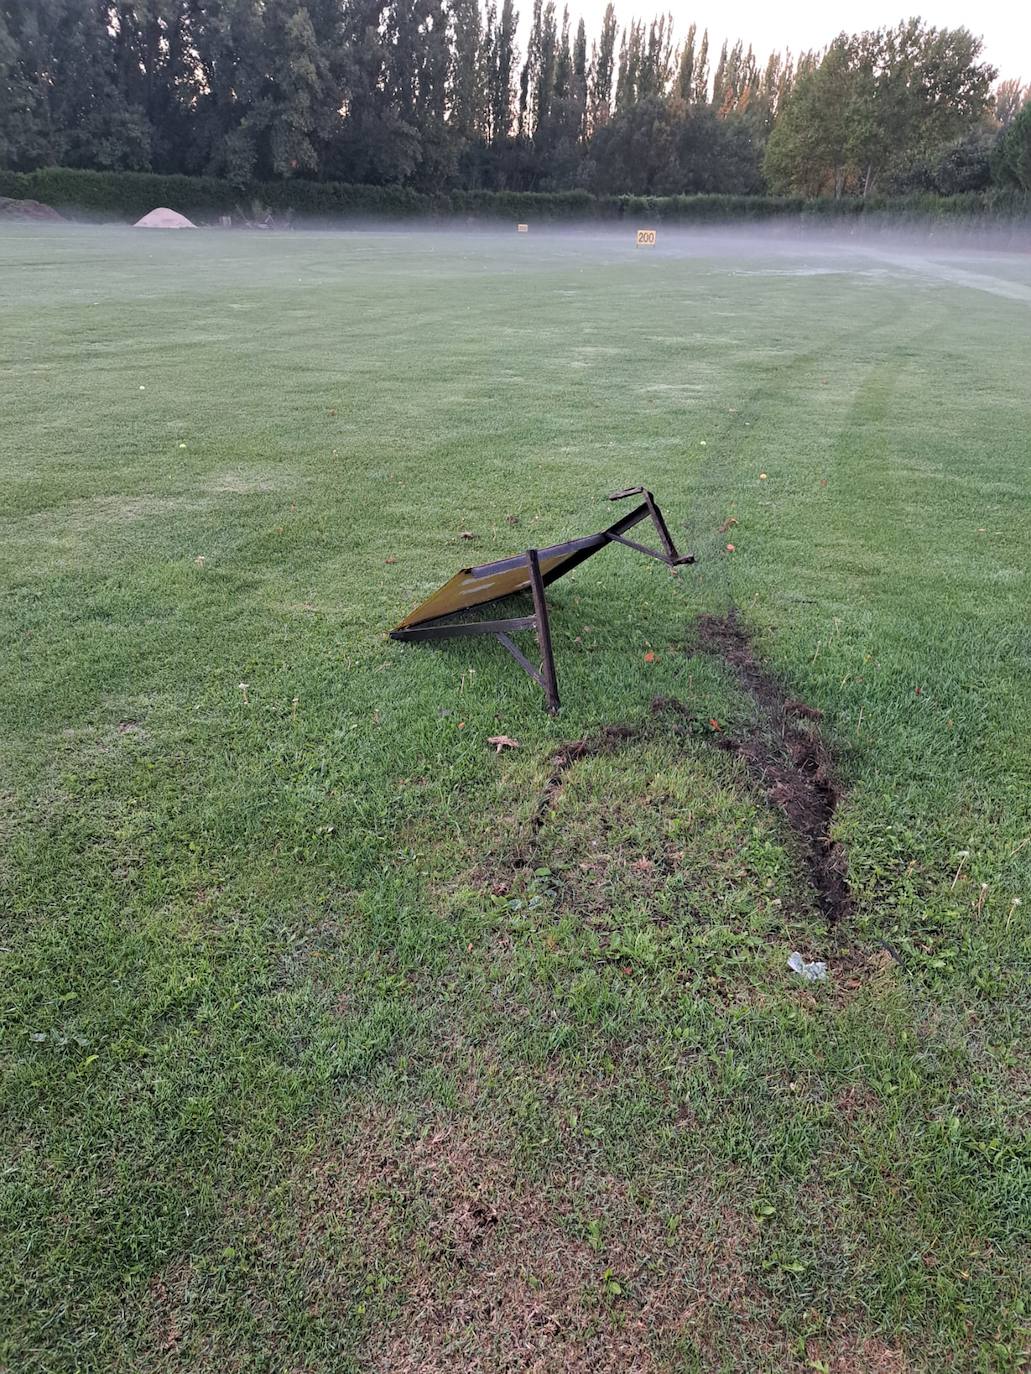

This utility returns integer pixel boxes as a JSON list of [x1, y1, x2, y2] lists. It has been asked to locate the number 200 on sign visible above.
[[636, 229, 657, 246]]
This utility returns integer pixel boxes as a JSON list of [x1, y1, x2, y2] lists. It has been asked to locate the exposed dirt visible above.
[[0, 196, 64, 221], [528, 724, 638, 838], [500, 610, 851, 943], [657, 611, 851, 925]]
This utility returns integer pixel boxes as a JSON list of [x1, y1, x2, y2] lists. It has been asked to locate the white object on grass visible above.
[[788, 951, 828, 981]]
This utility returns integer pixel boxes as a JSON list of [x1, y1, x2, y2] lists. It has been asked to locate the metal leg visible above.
[[526, 548, 560, 714], [643, 489, 680, 562]]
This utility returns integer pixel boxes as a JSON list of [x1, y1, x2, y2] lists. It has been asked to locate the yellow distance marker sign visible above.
[[517, 223, 529, 233], [636, 228, 657, 247]]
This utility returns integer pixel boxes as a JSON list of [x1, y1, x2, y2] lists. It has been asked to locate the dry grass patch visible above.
[[297, 1102, 796, 1374], [811, 1333, 910, 1373]]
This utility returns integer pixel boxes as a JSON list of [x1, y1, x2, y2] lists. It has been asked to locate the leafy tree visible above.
[[675, 23, 696, 104], [108, 2, 197, 172], [449, 0, 483, 142], [893, 126, 995, 193], [857, 21, 995, 193], [638, 13, 673, 100], [571, 17, 587, 138], [332, 0, 420, 184], [396, 0, 454, 187], [675, 103, 761, 191], [614, 20, 641, 112], [0, 3, 47, 168], [994, 79, 1026, 129], [589, 92, 675, 191], [992, 98, 1031, 190], [589, 93, 760, 194], [747, 50, 792, 138], [190, 0, 267, 181], [587, 2, 617, 132], [691, 28, 708, 105], [484, 0, 516, 141], [765, 21, 996, 198], [764, 37, 853, 197], [530, 0, 557, 143], [0, 1, 1018, 200], [711, 40, 727, 111], [0, 0, 151, 170], [264, 2, 336, 177], [530, 7, 586, 181]]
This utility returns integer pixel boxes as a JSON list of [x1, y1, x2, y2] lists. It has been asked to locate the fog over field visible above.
[[7, 212, 1031, 292]]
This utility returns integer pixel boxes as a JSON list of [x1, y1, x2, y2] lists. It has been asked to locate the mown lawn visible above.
[[1, 223, 1028, 1373]]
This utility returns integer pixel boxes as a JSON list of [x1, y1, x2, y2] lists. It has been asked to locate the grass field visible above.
[[1, 223, 1029, 1373]]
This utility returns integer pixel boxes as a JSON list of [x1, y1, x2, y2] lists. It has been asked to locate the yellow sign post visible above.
[[636, 228, 657, 247]]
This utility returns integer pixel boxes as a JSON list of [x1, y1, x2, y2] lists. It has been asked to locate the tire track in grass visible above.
[[517, 611, 852, 928], [667, 611, 850, 925]]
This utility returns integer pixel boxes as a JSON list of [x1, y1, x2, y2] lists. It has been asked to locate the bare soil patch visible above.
[[0, 196, 64, 221], [514, 611, 851, 930], [657, 611, 851, 924], [528, 725, 638, 839], [811, 1334, 910, 1373]]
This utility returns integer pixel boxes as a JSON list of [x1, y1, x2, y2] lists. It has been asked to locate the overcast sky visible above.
[[558, 1, 1028, 84]]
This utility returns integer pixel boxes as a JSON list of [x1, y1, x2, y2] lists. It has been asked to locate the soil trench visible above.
[[661, 611, 851, 924], [525, 612, 850, 925]]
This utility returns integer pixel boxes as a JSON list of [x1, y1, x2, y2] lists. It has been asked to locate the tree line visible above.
[[1, 1, 1028, 197]]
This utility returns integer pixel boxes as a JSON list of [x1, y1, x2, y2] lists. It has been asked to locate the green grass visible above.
[[1, 224, 1028, 1373]]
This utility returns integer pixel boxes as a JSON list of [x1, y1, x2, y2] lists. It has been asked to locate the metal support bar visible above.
[[496, 633, 547, 691], [526, 548, 560, 714], [391, 606, 559, 709], [642, 489, 680, 561], [608, 532, 695, 565], [390, 614, 537, 643], [605, 489, 694, 566]]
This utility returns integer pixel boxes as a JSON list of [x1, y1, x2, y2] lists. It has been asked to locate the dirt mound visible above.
[[0, 197, 64, 222], [134, 207, 196, 229]]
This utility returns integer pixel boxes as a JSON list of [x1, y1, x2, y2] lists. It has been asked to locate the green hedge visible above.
[[0, 169, 30, 199], [2, 165, 1029, 227], [0, 167, 435, 220]]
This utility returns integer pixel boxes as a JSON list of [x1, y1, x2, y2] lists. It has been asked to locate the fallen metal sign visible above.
[[390, 487, 694, 713]]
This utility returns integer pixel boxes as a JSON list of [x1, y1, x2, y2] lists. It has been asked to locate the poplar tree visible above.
[[676, 23, 696, 104], [0, 1, 1014, 198], [588, 3, 617, 132], [487, 0, 517, 140], [450, 0, 484, 141], [692, 29, 709, 104]]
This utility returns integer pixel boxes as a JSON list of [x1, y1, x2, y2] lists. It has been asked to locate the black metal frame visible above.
[[390, 487, 694, 714]]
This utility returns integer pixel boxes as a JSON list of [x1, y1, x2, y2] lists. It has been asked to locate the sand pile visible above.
[[134, 207, 197, 229]]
